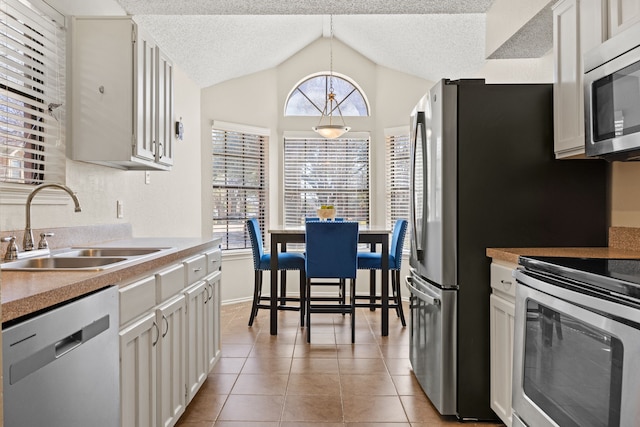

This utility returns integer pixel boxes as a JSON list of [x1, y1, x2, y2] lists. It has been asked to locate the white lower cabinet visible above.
[[157, 295, 186, 427], [185, 280, 208, 401], [120, 311, 158, 427], [206, 272, 222, 372], [489, 261, 517, 427], [118, 243, 222, 427]]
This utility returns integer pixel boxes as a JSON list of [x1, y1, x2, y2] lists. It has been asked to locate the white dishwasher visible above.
[[3, 285, 120, 427]]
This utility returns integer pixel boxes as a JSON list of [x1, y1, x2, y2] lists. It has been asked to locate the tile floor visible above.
[[176, 301, 505, 426]]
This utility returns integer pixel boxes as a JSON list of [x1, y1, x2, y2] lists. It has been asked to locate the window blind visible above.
[[284, 137, 369, 226], [385, 132, 411, 251], [211, 127, 267, 250], [1, 0, 66, 185]]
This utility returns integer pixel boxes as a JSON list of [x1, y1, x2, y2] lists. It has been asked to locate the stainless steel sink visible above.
[[1, 257, 128, 271], [55, 248, 165, 257]]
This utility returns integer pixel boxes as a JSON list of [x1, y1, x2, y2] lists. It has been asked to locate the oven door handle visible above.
[[405, 276, 441, 307]]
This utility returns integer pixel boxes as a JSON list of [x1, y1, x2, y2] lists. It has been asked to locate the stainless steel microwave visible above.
[[584, 23, 640, 160]]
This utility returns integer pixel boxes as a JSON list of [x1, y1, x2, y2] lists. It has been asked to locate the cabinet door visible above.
[[156, 48, 174, 167], [205, 272, 222, 372], [157, 294, 187, 427], [185, 281, 208, 402], [120, 312, 157, 427], [135, 24, 157, 162], [581, 0, 608, 54], [553, 0, 586, 159], [609, 0, 640, 37], [490, 294, 515, 427]]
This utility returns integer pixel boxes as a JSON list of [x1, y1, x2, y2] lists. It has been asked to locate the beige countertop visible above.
[[1, 236, 220, 324], [487, 226, 640, 265]]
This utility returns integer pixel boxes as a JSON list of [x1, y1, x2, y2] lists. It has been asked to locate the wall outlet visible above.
[[117, 200, 124, 218], [145, 171, 151, 185]]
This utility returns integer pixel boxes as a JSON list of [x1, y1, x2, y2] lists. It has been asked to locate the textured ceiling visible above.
[[48, 0, 521, 89]]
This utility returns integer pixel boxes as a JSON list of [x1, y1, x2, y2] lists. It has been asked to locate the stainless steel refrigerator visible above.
[[406, 79, 609, 421]]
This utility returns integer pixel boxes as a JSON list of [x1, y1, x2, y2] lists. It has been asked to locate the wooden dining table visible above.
[[267, 225, 391, 337]]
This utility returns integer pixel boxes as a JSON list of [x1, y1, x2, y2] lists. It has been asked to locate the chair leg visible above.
[[248, 270, 262, 326], [369, 270, 376, 311], [350, 278, 356, 343], [306, 278, 312, 343], [299, 270, 306, 327], [280, 270, 287, 305], [393, 270, 406, 327]]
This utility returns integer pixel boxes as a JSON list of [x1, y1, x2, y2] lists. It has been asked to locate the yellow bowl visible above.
[[316, 208, 336, 220]]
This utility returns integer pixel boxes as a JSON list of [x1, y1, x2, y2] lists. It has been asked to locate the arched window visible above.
[[284, 73, 370, 117]]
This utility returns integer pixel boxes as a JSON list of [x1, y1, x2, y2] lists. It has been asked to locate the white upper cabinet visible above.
[[553, 0, 585, 159], [71, 17, 174, 170], [609, 0, 640, 36]]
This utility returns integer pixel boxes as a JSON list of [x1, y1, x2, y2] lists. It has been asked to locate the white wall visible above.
[[0, 65, 203, 238]]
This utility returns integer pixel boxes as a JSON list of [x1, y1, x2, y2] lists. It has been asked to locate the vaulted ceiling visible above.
[[48, 0, 546, 89]]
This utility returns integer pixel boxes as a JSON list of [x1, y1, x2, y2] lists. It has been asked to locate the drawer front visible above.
[[120, 275, 156, 326], [490, 262, 517, 299], [184, 254, 207, 284], [205, 248, 222, 274], [156, 263, 185, 303]]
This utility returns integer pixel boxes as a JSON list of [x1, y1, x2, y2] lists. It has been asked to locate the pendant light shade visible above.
[[313, 15, 350, 139]]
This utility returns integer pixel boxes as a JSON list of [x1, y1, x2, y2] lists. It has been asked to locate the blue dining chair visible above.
[[355, 219, 408, 326], [246, 218, 306, 327], [304, 221, 359, 343], [305, 217, 344, 222]]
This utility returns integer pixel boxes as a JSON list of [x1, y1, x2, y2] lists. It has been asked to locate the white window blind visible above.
[[386, 131, 411, 251], [1, 0, 66, 185], [284, 137, 369, 226], [212, 125, 267, 250]]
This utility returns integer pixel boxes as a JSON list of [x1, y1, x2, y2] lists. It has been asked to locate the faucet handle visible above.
[[38, 232, 54, 249], [1, 236, 19, 261]]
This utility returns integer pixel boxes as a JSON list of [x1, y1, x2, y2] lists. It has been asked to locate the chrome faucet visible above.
[[24, 183, 82, 251]]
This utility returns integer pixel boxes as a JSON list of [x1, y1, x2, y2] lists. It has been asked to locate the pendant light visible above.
[[313, 15, 350, 139]]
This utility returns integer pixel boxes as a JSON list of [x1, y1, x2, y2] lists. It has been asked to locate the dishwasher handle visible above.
[[405, 275, 441, 307], [10, 314, 110, 385]]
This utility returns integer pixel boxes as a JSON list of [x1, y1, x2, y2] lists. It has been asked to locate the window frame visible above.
[[0, 0, 67, 202], [211, 120, 269, 251], [385, 126, 411, 253], [284, 71, 371, 117], [282, 132, 371, 227]]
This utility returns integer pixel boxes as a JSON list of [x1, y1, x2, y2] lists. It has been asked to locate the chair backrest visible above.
[[305, 221, 358, 279], [390, 219, 408, 270], [246, 218, 264, 269], [305, 217, 343, 222]]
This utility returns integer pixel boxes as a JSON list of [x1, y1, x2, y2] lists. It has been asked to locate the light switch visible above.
[[145, 171, 151, 184], [117, 200, 124, 218]]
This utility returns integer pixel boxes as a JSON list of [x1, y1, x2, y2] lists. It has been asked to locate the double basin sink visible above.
[[1, 247, 171, 271]]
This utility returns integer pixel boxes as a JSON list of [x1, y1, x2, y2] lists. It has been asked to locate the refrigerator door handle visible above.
[[411, 112, 427, 261], [405, 275, 440, 307]]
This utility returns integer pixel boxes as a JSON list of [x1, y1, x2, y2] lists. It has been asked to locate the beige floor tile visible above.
[[340, 373, 398, 396], [240, 357, 292, 375], [338, 357, 389, 375], [343, 395, 408, 423], [230, 373, 289, 395], [290, 357, 340, 374], [217, 395, 285, 421], [282, 395, 344, 422], [286, 373, 341, 395]]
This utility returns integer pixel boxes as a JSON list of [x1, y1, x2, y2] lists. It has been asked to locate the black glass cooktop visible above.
[[518, 256, 640, 299]]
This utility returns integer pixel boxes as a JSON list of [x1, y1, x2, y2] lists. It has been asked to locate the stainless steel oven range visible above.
[[513, 256, 640, 427]]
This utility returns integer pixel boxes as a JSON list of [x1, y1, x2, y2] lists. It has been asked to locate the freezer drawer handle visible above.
[[405, 276, 440, 307]]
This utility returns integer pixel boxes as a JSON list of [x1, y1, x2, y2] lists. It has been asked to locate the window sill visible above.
[[0, 183, 75, 206]]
